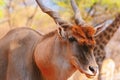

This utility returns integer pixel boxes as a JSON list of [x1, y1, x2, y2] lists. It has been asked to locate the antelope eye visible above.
[[68, 36, 77, 42]]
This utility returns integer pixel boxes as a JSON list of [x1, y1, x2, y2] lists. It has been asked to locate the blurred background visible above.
[[0, 0, 120, 80]]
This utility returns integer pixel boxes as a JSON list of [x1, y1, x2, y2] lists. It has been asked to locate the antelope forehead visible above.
[[71, 26, 95, 37], [72, 26, 86, 37], [82, 26, 96, 36]]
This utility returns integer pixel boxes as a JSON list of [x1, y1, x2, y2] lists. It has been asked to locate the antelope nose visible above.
[[89, 66, 98, 75]]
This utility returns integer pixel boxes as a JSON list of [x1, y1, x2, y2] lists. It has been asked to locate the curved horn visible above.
[[70, 0, 85, 25], [36, 0, 72, 27]]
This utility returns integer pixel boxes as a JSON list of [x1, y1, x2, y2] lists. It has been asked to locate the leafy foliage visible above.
[[0, 0, 5, 19], [0, 0, 5, 6], [53, 0, 120, 25], [0, 0, 120, 29]]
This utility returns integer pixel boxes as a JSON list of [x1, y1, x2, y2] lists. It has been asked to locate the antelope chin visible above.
[[77, 67, 97, 78], [83, 70, 97, 78], [86, 74, 95, 78]]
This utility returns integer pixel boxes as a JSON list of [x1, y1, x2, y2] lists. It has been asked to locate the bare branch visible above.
[[26, 6, 38, 27], [0, 18, 9, 24], [85, 2, 97, 19], [22, 0, 27, 7], [6, 0, 13, 28]]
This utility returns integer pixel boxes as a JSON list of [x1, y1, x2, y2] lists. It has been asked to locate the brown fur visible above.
[[72, 26, 96, 48], [0, 27, 44, 80], [34, 25, 98, 80], [0, 23, 99, 80]]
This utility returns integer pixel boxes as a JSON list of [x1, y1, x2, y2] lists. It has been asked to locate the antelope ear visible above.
[[94, 23, 106, 36], [57, 23, 72, 39], [58, 27, 68, 39]]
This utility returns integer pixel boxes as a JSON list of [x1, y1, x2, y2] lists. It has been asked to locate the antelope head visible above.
[[36, 0, 103, 78]]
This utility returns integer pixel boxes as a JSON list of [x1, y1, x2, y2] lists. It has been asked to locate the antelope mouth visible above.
[[77, 66, 97, 78], [71, 57, 98, 78]]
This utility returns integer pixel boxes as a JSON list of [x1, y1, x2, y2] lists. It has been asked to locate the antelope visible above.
[[0, 0, 104, 80], [34, 0, 101, 79]]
